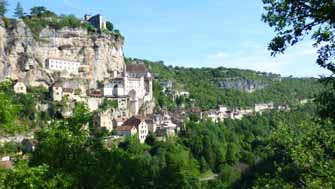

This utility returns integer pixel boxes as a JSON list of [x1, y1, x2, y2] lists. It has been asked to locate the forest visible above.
[[134, 58, 323, 110], [0, 78, 332, 188], [1, 0, 335, 188]]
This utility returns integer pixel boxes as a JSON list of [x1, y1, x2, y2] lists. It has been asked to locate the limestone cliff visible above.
[[0, 19, 125, 87], [217, 78, 268, 92]]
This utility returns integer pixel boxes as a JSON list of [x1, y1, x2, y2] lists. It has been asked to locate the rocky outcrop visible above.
[[0, 19, 125, 87], [217, 78, 267, 92]]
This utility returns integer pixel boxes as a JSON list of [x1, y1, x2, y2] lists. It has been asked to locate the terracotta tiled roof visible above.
[[126, 64, 148, 73], [115, 125, 136, 131], [113, 117, 127, 122], [89, 90, 102, 97]]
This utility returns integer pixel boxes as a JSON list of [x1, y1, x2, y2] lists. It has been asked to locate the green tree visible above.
[[252, 121, 335, 188], [3, 161, 73, 188], [106, 21, 113, 31], [30, 6, 56, 17], [0, 0, 8, 17], [0, 93, 20, 132], [14, 2, 24, 18], [262, 0, 335, 72]]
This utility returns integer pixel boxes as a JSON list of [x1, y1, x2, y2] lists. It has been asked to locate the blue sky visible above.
[[6, 0, 330, 77]]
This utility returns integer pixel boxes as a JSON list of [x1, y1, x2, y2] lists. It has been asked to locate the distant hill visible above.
[[126, 58, 323, 110]]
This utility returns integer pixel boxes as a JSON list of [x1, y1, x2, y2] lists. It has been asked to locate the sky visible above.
[[6, 0, 331, 77]]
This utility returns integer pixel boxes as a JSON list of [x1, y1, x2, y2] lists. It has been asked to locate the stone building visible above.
[[46, 58, 81, 75], [13, 81, 27, 94], [122, 116, 149, 143], [254, 103, 274, 112], [84, 14, 106, 30], [52, 84, 63, 102], [115, 125, 137, 137], [103, 64, 153, 116], [94, 109, 113, 131], [113, 117, 127, 127]]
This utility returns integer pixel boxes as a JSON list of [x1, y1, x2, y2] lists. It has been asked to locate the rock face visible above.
[[0, 19, 125, 87], [218, 78, 267, 92]]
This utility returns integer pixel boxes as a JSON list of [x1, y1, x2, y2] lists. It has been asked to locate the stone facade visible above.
[[103, 64, 153, 116], [122, 116, 149, 143], [84, 14, 106, 31], [0, 20, 125, 86], [52, 84, 63, 101], [14, 81, 26, 94], [94, 109, 113, 131], [46, 58, 80, 75]]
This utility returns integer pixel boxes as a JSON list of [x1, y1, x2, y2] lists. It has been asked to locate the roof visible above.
[[48, 57, 79, 63], [53, 83, 62, 88], [190, 107, 201, 113], [113, 117, 127, 122], [123, 116, 143, 127], [63, 88, 74, 93], [145, 119, 154, 124], [126, 64, 148, 73], [89, 90, 102, 97], [0, 160, 12, 169], [115, 125, 136, 131]]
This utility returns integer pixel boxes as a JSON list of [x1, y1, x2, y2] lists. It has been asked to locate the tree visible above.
[[3, 161, 73, 188], [0, 0, 7, 17], [30, 6, 56, 17], [262, 0, 335, 73], [0, 93, 20, 132], [262, 0, 335, 119], [14, 2, 24, 18], [106, 21, 113, 31]]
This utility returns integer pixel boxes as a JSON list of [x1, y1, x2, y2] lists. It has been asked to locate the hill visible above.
[[126, 58, 323, 110]]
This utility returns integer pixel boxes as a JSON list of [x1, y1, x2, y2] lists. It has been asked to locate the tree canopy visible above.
[[0, 0, 8, 17], [14, 2, 24, 18], [262, 0, 335, 73]]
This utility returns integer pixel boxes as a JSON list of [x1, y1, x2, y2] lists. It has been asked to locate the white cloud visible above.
[[206, 41, 330, 77]]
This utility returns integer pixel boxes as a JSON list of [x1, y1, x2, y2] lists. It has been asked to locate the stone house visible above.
[[113, 117, 127, 127], [254, 103, 274, 112], [115, 125, 137, 137], [122, 116, 149, 143], [145, 118, 157, 133], [63, 88, 74, 99], [14, 81, 27, 94], [46, 58, 80, 75], [94, 109, 113, 132], [84, 14, 106, 31], [87, 90, 103, 112], [0, 156, 12, 169], [52, 84, 63, 101]]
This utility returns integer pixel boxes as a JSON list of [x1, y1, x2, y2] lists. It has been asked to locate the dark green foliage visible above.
[[23, 13, 82, 39], [137, 58, 323, 110], [153, 80, 176, 111], [262, 0, 335, 119], [22, 7, 122, 40], [84, 23, 96, 32], [2, 161, 73, 188], [30, 6, 56, 17], [99, 99, 118, 111], [0, 141, 19, 156], [262, 0, 335, 73], [106, 21, 113, 31], [0, 0, 8, 17], [14, 2, 24, 18]]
